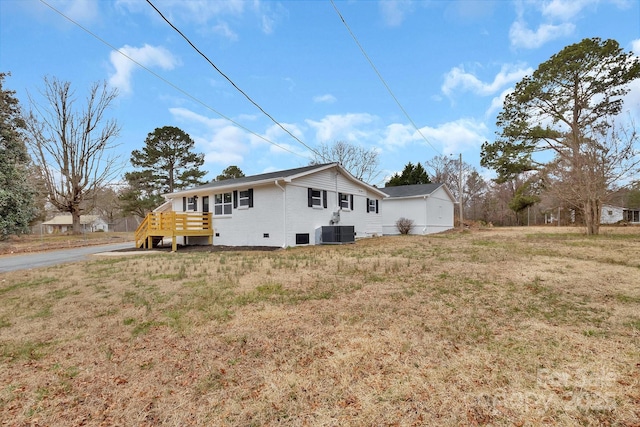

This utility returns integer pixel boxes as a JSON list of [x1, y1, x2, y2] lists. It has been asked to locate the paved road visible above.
[[0, 242, 135, 273]]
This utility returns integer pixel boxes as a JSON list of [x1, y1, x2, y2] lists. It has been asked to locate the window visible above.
[[202, 196, 209, 213], [233, 189, 254, 209], [187, 196, 197, 211], [214, 192, 232, 215], [366, 198, 378, 213], [307, 188, 327, 208], [339, 192, 353, 210]]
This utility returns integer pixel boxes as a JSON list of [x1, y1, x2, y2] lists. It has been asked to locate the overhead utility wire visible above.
[[145, 0, 320, 157], [37, 0, 305, 159], [330, 0, 441, 156]]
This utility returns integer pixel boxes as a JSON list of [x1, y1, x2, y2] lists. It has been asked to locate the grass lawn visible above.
[[0, 226, 639, 426]]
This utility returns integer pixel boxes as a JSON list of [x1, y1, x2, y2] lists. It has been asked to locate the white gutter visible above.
[[275, 180, 287, 248]]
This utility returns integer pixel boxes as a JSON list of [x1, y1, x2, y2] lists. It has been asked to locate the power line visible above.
[[145, 0, 321, 157], [330, 0, 442, 156], [37, 0, 307, 159]]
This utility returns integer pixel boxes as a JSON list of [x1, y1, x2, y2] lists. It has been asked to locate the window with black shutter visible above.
[[308, 188, 323, 208]]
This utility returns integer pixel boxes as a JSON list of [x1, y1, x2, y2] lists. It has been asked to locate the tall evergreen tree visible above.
[[481, 38, 640, 234], [121, 126, 207, 217], [386, 162, 431, 186], [215, 165, 245, 181], [0, 73, 36, 239]]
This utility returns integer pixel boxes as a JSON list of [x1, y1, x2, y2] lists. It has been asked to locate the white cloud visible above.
[[541, 0, 596, 20], [116, 0, 246, 22], [442, 64, 532, 97], [251, 122, 309, 156], [51, 0, 99, 22], [631, 39, 640, 55], [486, 88, 514, 118], [313, 94, 337, 104], [109, 44, 178, 95], [380, 119, 488, 155], [306, 113, 377, 143], [378, 0, 414, 27], [382, 123, 417, 148], [212, 22, 238, 41], [169, 108, 248, 166], [509, 20, 575, 49]]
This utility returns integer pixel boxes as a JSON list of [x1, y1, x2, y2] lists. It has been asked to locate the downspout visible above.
[[423, 195, 429, 235], [275, 180, 286, 248]]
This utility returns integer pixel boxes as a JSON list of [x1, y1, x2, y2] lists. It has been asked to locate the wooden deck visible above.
[[135, 212, 213, 251]]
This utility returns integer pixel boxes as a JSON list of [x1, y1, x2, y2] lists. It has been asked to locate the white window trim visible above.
[[214, 192, 233, 216], [238, 190, 251, 209], [311, 189, 323, 209], [339, 193, 351, 211]]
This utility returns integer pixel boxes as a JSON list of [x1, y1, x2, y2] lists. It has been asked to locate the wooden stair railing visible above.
[[134, 211, 214, 251]]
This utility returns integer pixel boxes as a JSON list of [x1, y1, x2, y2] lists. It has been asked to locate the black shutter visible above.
[[350, 194, 354, 210], [248, 188, 254, 208], [366, 198, 370, 213], [375, 199, 379, 214], [233, 190, 238, 209], [183, 197, 186, 212], [338, 192, 343, 207], [308, 188, 313, 207], [323, 190, 327, 208]]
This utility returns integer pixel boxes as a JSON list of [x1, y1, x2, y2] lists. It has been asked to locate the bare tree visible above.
[[542, 122, 639, 232], [310, 140, 380, 184], [25, 77, 121, 233], [425, 154, 477, 216]]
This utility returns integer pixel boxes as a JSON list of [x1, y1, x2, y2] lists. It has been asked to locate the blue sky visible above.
[[1, 0, 639, 185]]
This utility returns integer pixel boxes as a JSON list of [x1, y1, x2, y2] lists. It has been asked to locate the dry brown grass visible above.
[[1, 226, 639, 426]]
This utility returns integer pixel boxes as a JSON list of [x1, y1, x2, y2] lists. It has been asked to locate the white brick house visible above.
[[161, 163, 387, 247]]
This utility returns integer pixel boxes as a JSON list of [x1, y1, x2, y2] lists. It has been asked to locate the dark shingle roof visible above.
[[382, 183, 443, 198], [174, 163, 336, 193]]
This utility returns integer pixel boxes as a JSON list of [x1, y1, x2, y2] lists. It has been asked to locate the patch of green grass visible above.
[[131, 320, 166, 337], [29, 304, 52, 319], [626, 318, 640, 331], [0, 277, 58, 296], [614, 293, 640, 304], [0, 317, 11, 328], [0, 339, 51, 362], [122, 290, 151, 312], [583, 329, 608, 338], [46, 287, 80, 300]]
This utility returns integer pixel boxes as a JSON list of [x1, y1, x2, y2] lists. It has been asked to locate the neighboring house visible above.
[[380, 184, 455, 235], [601, 204, 640, 224], [161, 163, 387, 247], [42, 215, 108, 233]]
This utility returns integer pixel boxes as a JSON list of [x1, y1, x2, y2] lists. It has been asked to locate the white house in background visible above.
[[601, 204, 640, 224], [380, 184, 455, 235], [42, 214, 108, 233], [161, 163, 387, 247]]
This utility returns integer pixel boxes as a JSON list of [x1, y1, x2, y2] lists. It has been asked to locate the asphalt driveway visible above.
[[0, 242, 135, 273]]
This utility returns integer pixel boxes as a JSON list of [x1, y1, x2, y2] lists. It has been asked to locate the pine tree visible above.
[[386, 162, 431, 186], [0, 73, 36, 239], [121, 126, 207, 217]]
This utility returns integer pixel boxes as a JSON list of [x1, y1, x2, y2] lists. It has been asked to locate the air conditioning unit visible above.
[[315, 225, 355, 244]]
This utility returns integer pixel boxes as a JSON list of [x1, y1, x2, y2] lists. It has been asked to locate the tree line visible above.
[[1, 38, 639, 239]]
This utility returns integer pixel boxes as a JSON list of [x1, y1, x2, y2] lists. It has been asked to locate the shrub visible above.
[[395, 217, 414, 235]]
